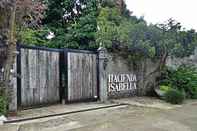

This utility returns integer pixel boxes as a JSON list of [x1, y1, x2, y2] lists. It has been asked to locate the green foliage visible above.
[[43, 0, 98, 49], [97, 3, 197, 59], [96, 7, 122, 48], [164, 89, 185, 104], [44, 0, 67, 26], [18, 0, 98, 49], [160, 65, 197, 99], [96, 6, 159, 58], [0, 89, 7, 115], [192, 92, 197, 99], [18, 27, 49, 46], [159, 85, 171, 92], [18, 0, 197, 58], [173, 29, 197, 57], [100, 0, 116, 8], [0, 96, 7, 115], [96, 7, 142, 49]]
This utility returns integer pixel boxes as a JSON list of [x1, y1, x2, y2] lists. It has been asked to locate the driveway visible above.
[[1, 99, 197, 131]]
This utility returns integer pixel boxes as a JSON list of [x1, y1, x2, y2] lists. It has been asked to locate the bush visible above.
[[17, 28, 49, 47], [159, 65, 197, 99], [159, 85, 171, 92], [191, 91, 197, 99], [164, 89, 185, 104], [0, 88, 7, 115], [0, 96, 7, 115]]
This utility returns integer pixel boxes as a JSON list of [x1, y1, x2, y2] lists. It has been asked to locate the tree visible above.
[[97, 0, 197, 95], [0, 0, 17, 111], [15, 0, 46, 29], [127, 19, 197, 94], [96, 7, 121, 48], [19, 0, 98, 49]]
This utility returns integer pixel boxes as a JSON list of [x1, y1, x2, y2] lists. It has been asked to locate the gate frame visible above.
[[62, 48, 100, 104]]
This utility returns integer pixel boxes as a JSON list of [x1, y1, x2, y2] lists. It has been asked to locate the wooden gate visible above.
[[17, 45, 61, 108], [63, 49, 99, 102], [17, 44, 99, 109]]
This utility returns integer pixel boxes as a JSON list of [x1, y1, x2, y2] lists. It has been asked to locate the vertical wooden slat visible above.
[[89, 54, 93, 98], [86, 54, 90, 98], [39, 50, 46, 104], [67, 53, 70, 100], [54, 53, 60, 102], [93, 54, 97, 97], [82, 54, 86, 98], [79, 54, 83, 100], [44, 51, 49, 104], [34, 50, 40, 105], [53, 52, 60, 102], [48, 52, 52, 103], [21, 49, 29, 107], [46, 52, 53, 103], [29, 49, 37, 106]]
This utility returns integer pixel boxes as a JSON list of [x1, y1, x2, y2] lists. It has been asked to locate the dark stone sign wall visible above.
[[107, 53, 159, 99]]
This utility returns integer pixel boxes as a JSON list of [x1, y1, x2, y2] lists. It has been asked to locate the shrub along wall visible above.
[[157, 49, 197, 104]]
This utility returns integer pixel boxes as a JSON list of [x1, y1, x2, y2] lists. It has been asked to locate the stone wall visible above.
[[107, 53, 160, 99], [166, 48, 197, 68], [106, 48, 197, 99]]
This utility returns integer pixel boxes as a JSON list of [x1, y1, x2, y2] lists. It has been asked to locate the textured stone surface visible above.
[[107, 53, 159, 98]]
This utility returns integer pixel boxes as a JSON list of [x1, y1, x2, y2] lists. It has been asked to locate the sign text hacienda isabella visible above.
[[108, 74, 137, 92]]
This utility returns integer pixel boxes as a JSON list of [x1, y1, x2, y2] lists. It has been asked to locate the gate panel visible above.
[[20, 48, 60, 108], [67, 52, 98, 102]]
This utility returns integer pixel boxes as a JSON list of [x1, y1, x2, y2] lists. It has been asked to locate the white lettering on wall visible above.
[[108, 74, 137, 92]]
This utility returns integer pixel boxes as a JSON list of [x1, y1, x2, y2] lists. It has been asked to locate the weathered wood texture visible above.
[[20, 48, 60, 107], [67, 52, 98, 101]]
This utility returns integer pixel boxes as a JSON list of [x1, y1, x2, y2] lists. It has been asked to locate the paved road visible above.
[[67, 102, 197, 131], [2, 101, 197, 131]]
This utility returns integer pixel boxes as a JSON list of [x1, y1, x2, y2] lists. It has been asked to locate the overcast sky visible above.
[[125, 0, 197, 30]]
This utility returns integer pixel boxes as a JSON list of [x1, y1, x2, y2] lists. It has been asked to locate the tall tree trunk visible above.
[[0, 0, 17, 111]]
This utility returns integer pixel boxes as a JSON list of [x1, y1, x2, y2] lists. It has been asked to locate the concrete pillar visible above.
[[98, 47, 108, 102], [8, 48, 20, 113], [8, 58, 17, 113]]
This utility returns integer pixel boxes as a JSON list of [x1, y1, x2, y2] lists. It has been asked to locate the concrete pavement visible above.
[[1, 98, 197, 131]]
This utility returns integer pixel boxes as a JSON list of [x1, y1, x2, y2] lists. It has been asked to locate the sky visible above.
[[125, 0, 197, 30]]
